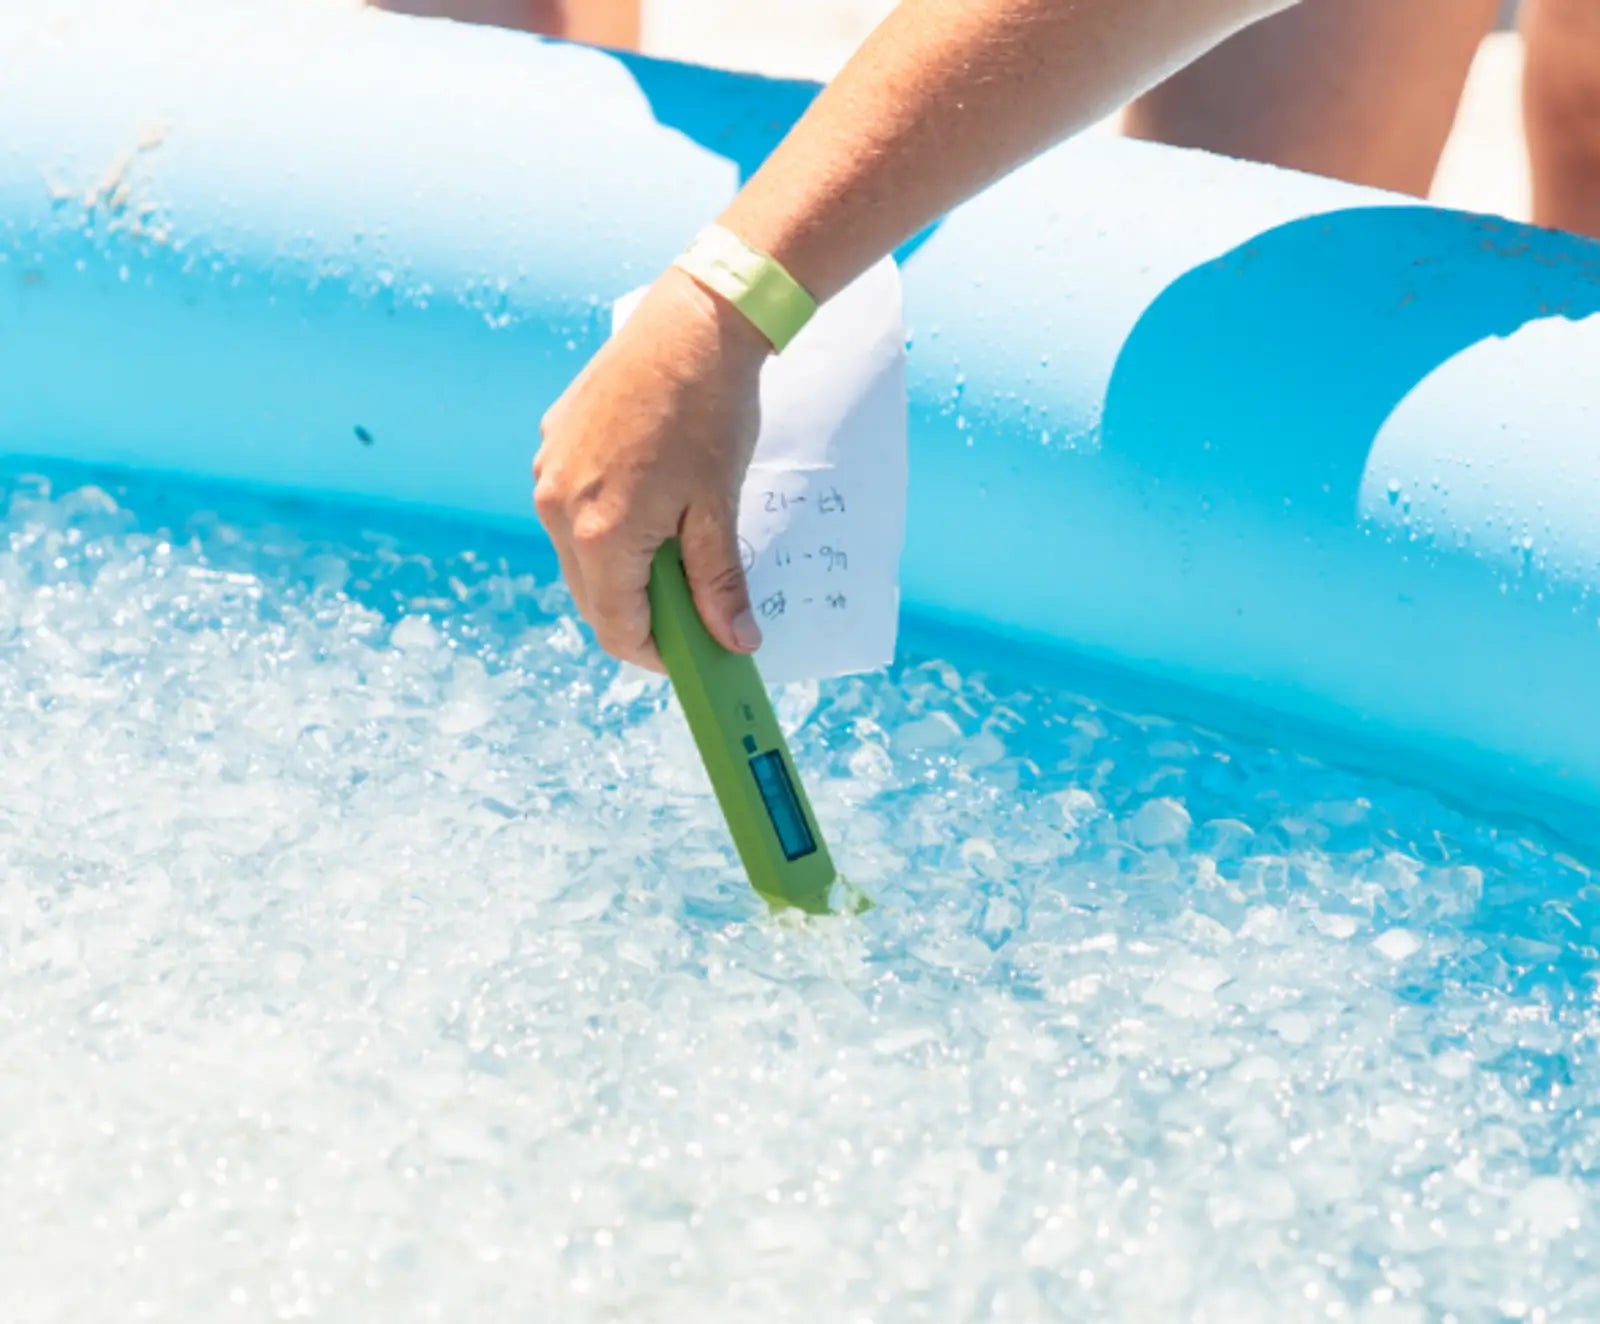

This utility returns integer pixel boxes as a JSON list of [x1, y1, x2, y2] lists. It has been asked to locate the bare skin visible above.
[[534, 0, 1299, 670], [1127, 0, 1600, 239], [1523, 0, 1600, 235], [1124, 0, 1499, 198], [377, 0, 641, 48]]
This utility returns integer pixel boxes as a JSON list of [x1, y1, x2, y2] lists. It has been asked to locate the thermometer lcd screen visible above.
[[748, 750, 818, 862]]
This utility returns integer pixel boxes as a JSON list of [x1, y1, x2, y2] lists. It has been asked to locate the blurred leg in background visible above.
[[377, 0, 641, 47], [1123, 0, 1500, 198], [1522, 0, 1600, 235]]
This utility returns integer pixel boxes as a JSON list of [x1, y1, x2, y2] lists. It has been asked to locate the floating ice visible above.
[[0, 467, 1597, 1322], [1130, 794, 1192, 847]]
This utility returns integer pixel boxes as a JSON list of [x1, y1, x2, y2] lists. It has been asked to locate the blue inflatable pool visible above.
[[4, 7, 1600, 830], [12, 8, 1600, 1319]]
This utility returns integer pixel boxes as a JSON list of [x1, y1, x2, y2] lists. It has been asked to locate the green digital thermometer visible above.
[[648, 539, 840, 914]]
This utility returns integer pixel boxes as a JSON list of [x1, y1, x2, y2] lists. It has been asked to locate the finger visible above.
[[632, 639, 667, 675], [679, 505, 760, 656], [533, 475, 591, 622], [552, 540, 592, 623], [573, 516, 660, 669]]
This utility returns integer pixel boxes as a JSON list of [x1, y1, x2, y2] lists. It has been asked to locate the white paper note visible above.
[[612, 259, 907, 683]]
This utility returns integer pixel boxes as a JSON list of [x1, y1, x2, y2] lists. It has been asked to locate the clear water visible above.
[[1, 468, 1597, 1324]]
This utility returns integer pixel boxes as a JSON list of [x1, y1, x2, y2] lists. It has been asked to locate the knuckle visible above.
[[534, 409, 566, 472], [704, 563, 748, 602], [532, 480, 565, 520], [681, 524, 749, 602], [570, 510, 620, 549]]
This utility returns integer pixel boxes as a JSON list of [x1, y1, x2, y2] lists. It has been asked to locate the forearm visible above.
[[720, 0, 1299, 302]]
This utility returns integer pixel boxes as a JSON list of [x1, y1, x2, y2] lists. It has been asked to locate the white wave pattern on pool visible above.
[[1, 472, 1598, 1323]]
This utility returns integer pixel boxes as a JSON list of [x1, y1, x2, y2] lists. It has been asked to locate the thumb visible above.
[[679, 506, 762, 655]]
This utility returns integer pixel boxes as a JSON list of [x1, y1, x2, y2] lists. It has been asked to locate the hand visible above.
[[533, 266, 771, 671]]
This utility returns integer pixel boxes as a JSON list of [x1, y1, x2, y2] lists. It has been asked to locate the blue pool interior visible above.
[[3, 460, 1598, 1321]]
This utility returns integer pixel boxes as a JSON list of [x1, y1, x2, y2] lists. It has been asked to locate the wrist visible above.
[[671, 224, 819, 354], [658, 264, 773, 380]]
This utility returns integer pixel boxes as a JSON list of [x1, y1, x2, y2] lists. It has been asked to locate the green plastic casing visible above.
[[648, 539, 837, 914]]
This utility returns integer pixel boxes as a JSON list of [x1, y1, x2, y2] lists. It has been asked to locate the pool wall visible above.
[[5, 2, 1600, 833]]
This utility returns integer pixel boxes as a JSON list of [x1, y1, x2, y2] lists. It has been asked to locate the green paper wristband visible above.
[[673, 224, 818, 353]]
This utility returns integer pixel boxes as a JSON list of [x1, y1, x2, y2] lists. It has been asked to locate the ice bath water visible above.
[[1, 467, 1596, 1323]]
